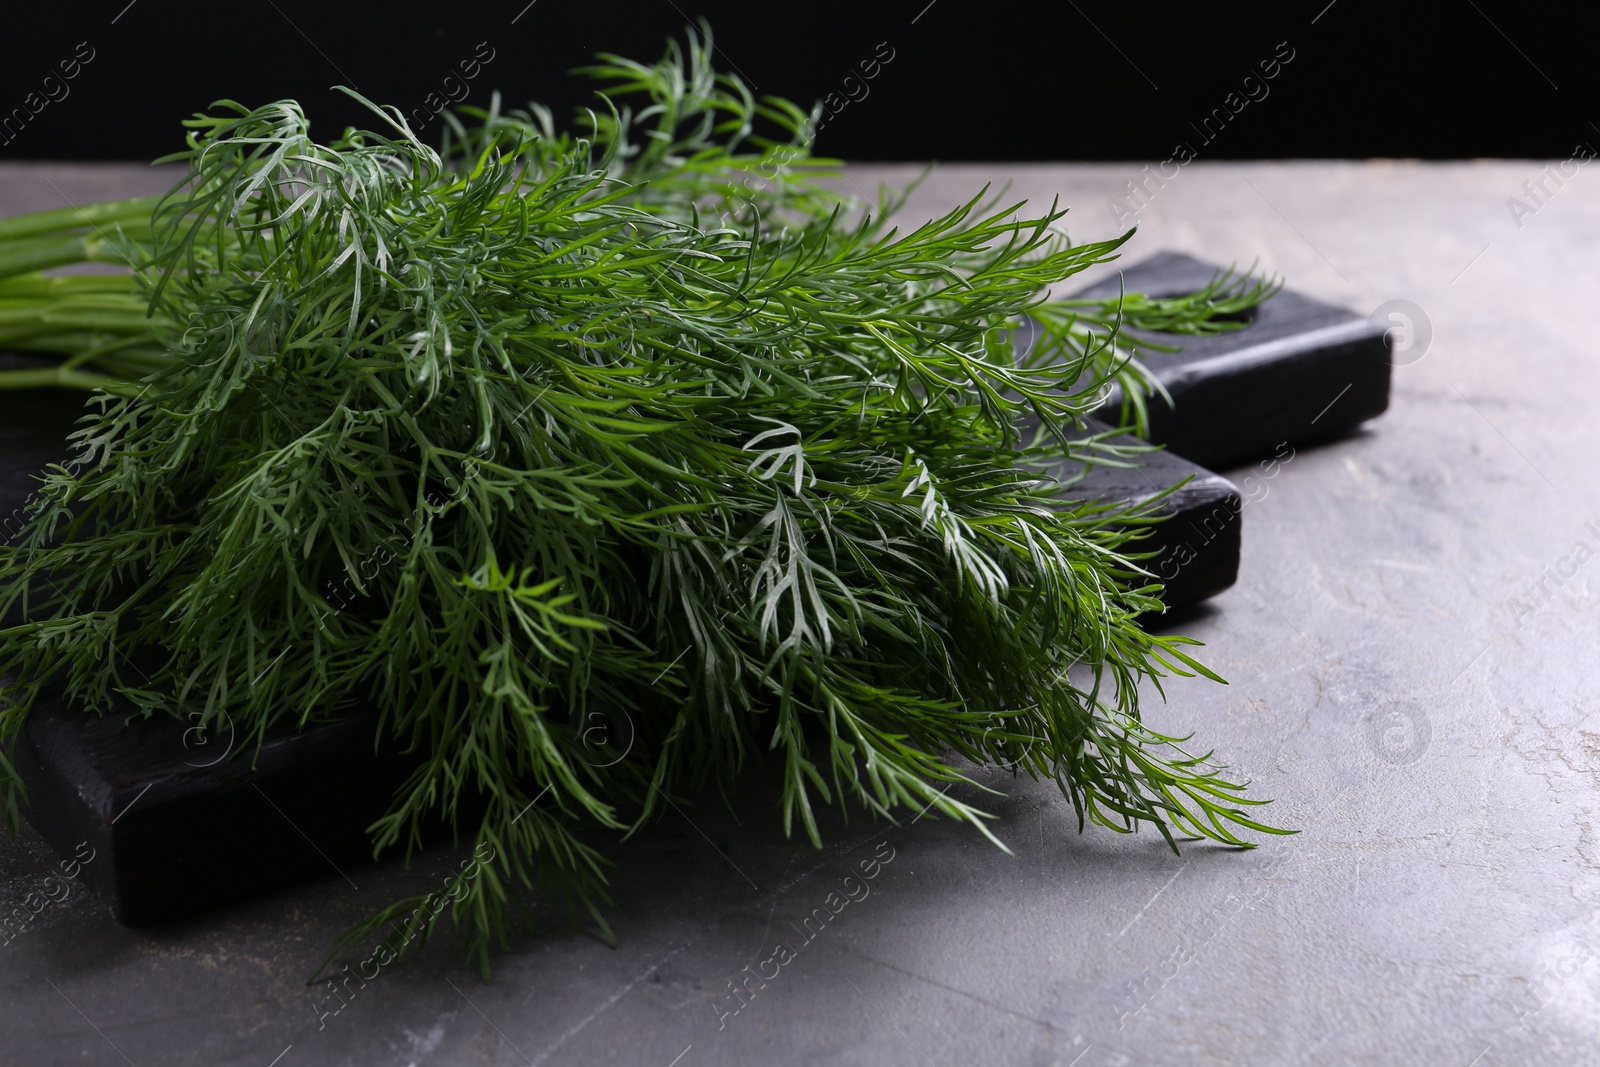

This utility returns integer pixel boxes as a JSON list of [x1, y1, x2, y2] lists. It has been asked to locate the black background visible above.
[[0, 1, 1591, 162]]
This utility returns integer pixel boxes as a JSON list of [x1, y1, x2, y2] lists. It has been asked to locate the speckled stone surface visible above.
[[3, 159, 1599, 1067]]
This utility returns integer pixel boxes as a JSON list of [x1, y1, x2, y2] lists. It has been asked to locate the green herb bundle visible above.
[[0, 31, 1285, 972]]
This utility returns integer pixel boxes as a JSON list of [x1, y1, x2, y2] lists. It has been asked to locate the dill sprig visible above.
[[0, 29, 1286, 975]]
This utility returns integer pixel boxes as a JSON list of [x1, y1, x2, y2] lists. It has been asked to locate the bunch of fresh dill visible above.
[[0, 30, 1284, 972]]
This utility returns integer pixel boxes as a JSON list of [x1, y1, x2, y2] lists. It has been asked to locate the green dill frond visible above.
[[0, 27, 1286, 977]]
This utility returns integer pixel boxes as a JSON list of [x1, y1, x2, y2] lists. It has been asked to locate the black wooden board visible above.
[[12, 698, 408, 925], [1053, 251, 1392, 470], [1055, 428, 1241, 609]]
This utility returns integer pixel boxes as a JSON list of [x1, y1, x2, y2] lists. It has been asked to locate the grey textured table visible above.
[[4, 160, 1599, 1067]]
